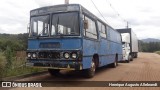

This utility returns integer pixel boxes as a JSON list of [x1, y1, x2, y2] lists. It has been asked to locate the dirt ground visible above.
[[1, 52, 160, 90]]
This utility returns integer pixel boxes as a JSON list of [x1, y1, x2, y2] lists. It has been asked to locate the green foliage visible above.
[[4, 67, 44, 77], [0, 52, 6, 80], [155, 51, 160, 55], [5, 46, 13, 70], [139, 40, 160, 52], [0, 33, 45, 78], [3, 57, 45, 78], [0, 33, 28, 51]]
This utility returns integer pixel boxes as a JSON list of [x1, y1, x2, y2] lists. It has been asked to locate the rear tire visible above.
[[135, 53, 138, 58], [110, 55, 118, 68], [84, 60, 96, 78], [48, 69, 60, 76]]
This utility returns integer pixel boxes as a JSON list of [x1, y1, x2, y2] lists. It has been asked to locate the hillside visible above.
[[0, 33, 28, 51], [141, 38, 160, 43]]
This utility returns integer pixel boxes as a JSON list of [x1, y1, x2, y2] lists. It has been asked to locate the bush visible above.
[[0, 52, 6, 80], [5, 46, 13, 70], [155, 51, 160, 55], [0, 34, 45, 78]]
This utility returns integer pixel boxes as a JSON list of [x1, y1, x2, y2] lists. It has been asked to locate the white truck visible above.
[[117, 28, 138, 63], [121, 33, 132, 62]]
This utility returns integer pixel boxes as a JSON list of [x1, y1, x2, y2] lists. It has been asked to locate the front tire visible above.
[[48, 69, 60, 76], [130, 54, 133, 61], [126, 55, 131, 63], [84, 60, 96, 78]]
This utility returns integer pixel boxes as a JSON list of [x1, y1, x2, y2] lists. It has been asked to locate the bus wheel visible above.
[[48, 69, 60, 76], [111, 55, 118, 68], [84, 60, 96, 78]]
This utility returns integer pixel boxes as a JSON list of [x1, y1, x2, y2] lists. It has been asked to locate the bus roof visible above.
[[30, 4, 115, 31], [30, 4, 81, 16]]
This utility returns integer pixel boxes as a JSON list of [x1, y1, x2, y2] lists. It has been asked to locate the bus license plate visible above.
[[26, 62, 34, 67]]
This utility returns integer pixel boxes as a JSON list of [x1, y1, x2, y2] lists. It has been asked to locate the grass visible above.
[[4, 65, 46, 78], [155, 51, 160, 55], [0, 52, 46, 79], [0, 52, 6, 79]]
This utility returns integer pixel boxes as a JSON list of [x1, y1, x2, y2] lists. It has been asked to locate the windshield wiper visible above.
[[37, 27, 48, 39], [56, 16, 61, 36]]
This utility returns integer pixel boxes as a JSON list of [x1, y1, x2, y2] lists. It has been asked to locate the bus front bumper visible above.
[[26, 60, 83, 70]]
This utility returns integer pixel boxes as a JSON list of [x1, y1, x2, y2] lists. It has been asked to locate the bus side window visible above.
[[84, 16, 97, 39], [98, 21, 106, 38], [84, 20, 88, 29], [83, 15, 86, 36]]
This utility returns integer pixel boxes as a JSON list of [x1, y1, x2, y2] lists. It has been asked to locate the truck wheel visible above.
[[126, 55, 131, 63], [135, 53, 138, 58], [48, 69, 60, 76], [110, 55, 118, 68], [84, 60, 96, 78], [130, 55, 133, 61]]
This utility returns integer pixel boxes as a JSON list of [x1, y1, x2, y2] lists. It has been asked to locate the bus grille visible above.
[[38, 52, 60, 59]]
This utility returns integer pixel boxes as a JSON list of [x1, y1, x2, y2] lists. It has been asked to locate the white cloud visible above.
[[0, 0, 160, 39], [0, 0, 39, 34]]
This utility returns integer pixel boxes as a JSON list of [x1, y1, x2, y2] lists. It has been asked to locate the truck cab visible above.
[[121, 33, 131, 62], [117, 28, 138, 61]]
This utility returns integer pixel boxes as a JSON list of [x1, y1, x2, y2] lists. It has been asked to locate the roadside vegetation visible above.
[[155, 51, 160, 55], [138, 40, 160, 53], [0, 33, 45, 80]]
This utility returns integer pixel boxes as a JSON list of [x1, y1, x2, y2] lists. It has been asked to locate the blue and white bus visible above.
[[26, 4, 123, 78]]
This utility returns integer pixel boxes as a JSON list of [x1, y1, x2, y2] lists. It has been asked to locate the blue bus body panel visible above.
[[82, 28, 122, 69], [28, 38, 82, 50], [82, 38, 122, 69]]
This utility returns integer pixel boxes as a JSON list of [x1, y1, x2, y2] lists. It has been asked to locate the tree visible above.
[[138, 41, 160, 52], [5, 46, 13, 70]]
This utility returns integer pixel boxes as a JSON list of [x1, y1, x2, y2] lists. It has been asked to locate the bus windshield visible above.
[[29, 12, 79, 37], [51, 12, 79, 36], [30, 15, 49, 37]]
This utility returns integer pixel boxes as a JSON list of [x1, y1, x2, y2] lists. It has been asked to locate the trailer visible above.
[[117, 28, 138, 60]]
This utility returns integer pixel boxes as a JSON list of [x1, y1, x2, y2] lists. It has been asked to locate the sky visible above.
[[0, 0, 160, 39]]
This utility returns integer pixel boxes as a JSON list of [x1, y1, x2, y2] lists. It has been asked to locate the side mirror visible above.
[[27, 23, 31, 37], [84, 20, 89, 29], [27, 23, 30, 33]]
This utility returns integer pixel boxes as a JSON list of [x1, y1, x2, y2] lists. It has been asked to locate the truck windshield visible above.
[[51, 12, 79, 36], [30, 15, 49, 37]]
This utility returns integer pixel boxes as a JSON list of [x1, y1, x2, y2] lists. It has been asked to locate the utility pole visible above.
[[126, 21, 129, 28], [65, 0, 69, 4]]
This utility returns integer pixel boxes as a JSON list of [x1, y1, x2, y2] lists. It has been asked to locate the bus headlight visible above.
[[32, 53, 37, 58], [71, 53, 77, 59], [27, 53, 31, 58], [64, 52, 69, 59]]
